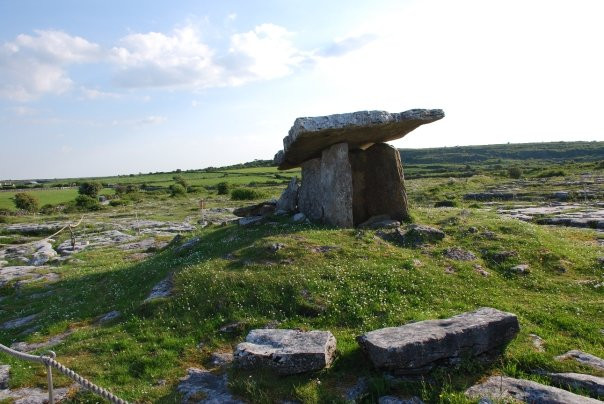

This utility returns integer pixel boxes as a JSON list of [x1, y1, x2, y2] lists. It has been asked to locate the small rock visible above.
[[444, 266, 456, 274], [97, 310, 121, 324], [482, 230, 497, 240], [292, 212, 307, 223], [357, 308, 519, 374], [344, 377, 369, 402], [235, 329, 337, 375], [0, 386, 71, 402], [310, 245, 338, 253], [211, 352, 234, 367], [378, 396, 424, 404], [233, 202, 276, 218], [239, 215, 265, 226], [1, 314, 37, 330], [546, 372, 604, 398], [276, 177, 299, 213], [467, 226, 479, 233], [0, 365, 9, 389], [412, 259, 423, 268], [11, 330, 73, 352], [175, 236, 200, 253], [144, 275, 173, 302], [473, 264, 490, 277], [219, 321, 246, 334], [555, 350, 604, 371], [510, 264, 530, 274], [529, 333, 545, 352], [268, 243, 286, 253], [358, 215, 400, 229], [395, 225, 445, 245], [444, 247, 476, 261], [466, 375, 600, 403], [177, 368, 243, 403], [487, 250, 517, 263]]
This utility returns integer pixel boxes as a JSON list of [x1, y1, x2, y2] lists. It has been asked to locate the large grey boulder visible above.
[[234, 329, 337, 375], [0, 386, 71, 402], [357, 308, 519, 374], [28, 240, 57, 266], [320, 143, 354, 227], [465, 375, 601, 403], [275, 177, 299, 213], [546, 372, 604, 398], [278, 109, 444, 169]]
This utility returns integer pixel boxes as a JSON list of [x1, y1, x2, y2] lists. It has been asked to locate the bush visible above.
[[536, 169, 566, 178], [13, 192, 39, 212], [231, 188, 265, 200], [40, 204, 57, 215], [216, 182, 230, 195], [434, 200, 458, 208], [109, 199, 129, 207], [173, 175, 188, 188], [79, 181, 102, 197], [508, 167, 522, 179], [170, 184, 187, 197], [75, 195, 102, 211]]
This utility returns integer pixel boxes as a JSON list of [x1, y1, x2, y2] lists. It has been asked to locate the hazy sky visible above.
[[1, 0, 603, 179]]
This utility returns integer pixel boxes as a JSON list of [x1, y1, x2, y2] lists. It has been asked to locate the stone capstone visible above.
[[278, 109, 444, 169], [275, 177, 299, 213], [234, 329, 337, 375], [357, 308, 519, 374], [465, 376, 601, 404]]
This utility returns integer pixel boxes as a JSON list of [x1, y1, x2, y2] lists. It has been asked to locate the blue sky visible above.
[[1, 0, 603, 179]]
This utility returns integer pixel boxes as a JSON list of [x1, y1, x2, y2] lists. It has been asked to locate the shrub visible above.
[[169, 184, 187, 197], [75, 195, 102, 211], [596, 161, 604, 169], [231, 188, 265, 200], [109, 199, 129, 207], [434, 200, 458, 208], [216, 182, 230, 195], [508, 167, 522, 179], [78, 181, 102, 197], [536, 169, 566, 178], [173, 175, 188, 188], [40, 204, 57, 215], [13, 192, 39, 212]]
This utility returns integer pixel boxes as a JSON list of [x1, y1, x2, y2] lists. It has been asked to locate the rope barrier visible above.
[[0, 342, 129, 403]]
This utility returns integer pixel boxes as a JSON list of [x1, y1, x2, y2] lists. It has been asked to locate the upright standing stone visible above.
[[298, 158, 323, 221], [276, 177, 299, 213], [351, 143, 409, 225], [320, 143, 353, 227]]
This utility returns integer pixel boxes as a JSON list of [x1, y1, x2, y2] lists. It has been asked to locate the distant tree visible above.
[[78, 181, 102, 197], [14, 193, 39, 212], [508, 167, 522, 179]]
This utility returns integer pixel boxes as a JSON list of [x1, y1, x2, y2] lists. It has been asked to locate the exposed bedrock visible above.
[[357, 307, 519, 374]]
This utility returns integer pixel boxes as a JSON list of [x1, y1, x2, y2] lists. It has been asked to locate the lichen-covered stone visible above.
[[298, 158, 323, 222], [320, 143, 353, 227], [235, 329, 337, 375], [357, 308, 519, 374], [276, 177, 299, 213]]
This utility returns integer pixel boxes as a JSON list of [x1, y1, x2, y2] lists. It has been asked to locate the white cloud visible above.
[[111, 115, 167, 126], [79, 86, 122, 100], [0, 30, 102, 101]]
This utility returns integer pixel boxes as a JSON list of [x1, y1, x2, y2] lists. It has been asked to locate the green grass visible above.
[[0, 189, 115, 211], [0, 208, 602, 402]]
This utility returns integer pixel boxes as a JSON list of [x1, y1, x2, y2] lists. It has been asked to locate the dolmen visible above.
[[357, 307, 519, 374], [274, 109, 444, 227]]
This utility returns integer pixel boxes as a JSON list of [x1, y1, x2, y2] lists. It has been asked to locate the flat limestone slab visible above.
[[357, 307, 519, 374], [546, 372, 604, 398], [466, 375, 601, 403], [277, 109, 444, 169], [234, 329, 336, 375]]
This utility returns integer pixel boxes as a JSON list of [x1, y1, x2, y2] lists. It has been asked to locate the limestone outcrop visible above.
[[274, 109, 444, 227], [357, 307, 519, 374]]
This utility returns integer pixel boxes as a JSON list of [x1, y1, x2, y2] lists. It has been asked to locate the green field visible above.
[[0, 141, 602, 403]]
